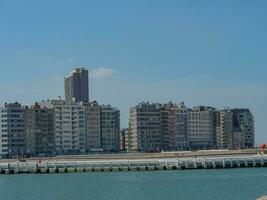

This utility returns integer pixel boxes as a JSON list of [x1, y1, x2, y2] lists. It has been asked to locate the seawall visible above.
[[1, 154, 267, 174]]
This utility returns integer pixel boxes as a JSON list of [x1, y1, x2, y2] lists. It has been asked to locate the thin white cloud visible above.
[[89, 67, 114, 78]]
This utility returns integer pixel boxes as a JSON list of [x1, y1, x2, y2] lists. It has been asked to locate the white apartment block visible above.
[[188, 106, 216, 149], [40, 100, 86, 154]]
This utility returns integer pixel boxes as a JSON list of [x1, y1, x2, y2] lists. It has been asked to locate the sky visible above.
[[0, 0, 266, 144]]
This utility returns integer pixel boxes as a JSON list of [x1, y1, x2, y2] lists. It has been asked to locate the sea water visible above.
[[0, 168, 266, 200]]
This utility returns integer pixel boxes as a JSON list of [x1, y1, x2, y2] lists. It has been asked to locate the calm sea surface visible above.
[[0, 168, 266, 200]]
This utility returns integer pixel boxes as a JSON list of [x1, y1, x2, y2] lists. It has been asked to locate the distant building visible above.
[[129, 102, 220, 152], [83, 101, 102, 152], [37, 100, 120, 154], [232, 109, 255, 148], [40, 100, 86, 155], [120, 128, 130, 152], [188, 106, 217, 149], [216, 109, 233, 149], [176, 102, 189, 150], [100, 105, 120, 152], [0, 103, 26, 158], [129, 102, 162, 152], [64, 67, 89, 102], [0, 106, 9, 158], [24, 108, 36, 156], [0, 98, 255, 157], [161, 102, 177, 151], [25, 103, 55, 156], [215, 108, 255, 150]]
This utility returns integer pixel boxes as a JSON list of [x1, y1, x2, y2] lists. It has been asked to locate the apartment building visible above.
[[0, 103, 26, 158], [82, 101, 102, 152], [188, 106, 217, 149], [216, 109, 233, 149], [129, 102, 162, 152], [0, 107, 8, 158], [176, 102, 189, 150], [120, 128, 130, 152], [40, 100, 86, 155], [24, 108, 36, 156], [64, 67, 89, 102], [25, 104, 55, 156], [161, 102, 177, 151], [232, 109, 255, 148], [100, 105, 120, 152]]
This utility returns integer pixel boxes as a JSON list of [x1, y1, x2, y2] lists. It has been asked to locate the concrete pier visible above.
[[0, 155, 267, 175]]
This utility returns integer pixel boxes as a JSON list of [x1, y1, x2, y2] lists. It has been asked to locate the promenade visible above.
[[0, 150, 267, 174], [0, 149, 259, 163]]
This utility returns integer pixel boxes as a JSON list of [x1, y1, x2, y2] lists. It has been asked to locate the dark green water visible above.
[[0, 168, 267, 200]]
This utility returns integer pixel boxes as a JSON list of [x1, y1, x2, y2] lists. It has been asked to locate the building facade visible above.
[[64, 67, 89, 102], [0, 103, 26, 158], [100, 105, 120, 152], [216, 109, 233, 149], [161, 102, 177, 151], [120, 128, 130, 152], [26, 104, 55, 156], [83, 101, 102, 152], [176, 102, 189, 150], [0, 107, 8, 158], [129, 102, 162, 152], [232, 109, 255, 148], [188, 106, 217, 150], [38, 100, 120, 154], [24, 108, 36, 156], [40, 100, 86, 155]]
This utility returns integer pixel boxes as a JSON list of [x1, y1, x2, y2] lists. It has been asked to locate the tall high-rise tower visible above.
[[64, 67, 89, 102]]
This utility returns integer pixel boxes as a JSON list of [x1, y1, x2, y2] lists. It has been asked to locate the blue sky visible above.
[[0, 0, 266, 143]]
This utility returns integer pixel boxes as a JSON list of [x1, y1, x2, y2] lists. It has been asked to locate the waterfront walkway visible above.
[[0, 153, 267, 174]]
